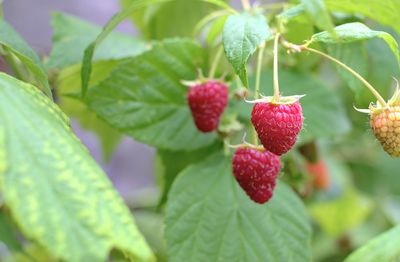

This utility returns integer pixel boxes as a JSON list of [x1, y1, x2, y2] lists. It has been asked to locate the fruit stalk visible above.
[[273, 33, 281, 102], [252, 42, 266, 145], [281, 38, 388, 108], [304, 47, 388, 107], [209, 46, 223, 79]]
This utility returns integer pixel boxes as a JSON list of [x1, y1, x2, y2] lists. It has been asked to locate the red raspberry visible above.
[[251, 101, 303, 155], [305, 160, 330, 190], [232, 147, 281, 204], [187, 80, 228, 132]]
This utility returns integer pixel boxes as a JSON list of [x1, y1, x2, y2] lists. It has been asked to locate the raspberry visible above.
[[370, 106, 400, 157], [251, 100, 303, 155], [232, 147, 281, 204], [187, 80, 228, 132], [305, 160, 330, 190]]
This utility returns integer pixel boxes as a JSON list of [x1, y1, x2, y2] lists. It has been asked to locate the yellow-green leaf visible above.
[[0, 73, 154, 262]]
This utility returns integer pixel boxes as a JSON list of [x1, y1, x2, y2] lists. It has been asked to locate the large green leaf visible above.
[[301, 0, 335, 35], [222, 12, 271, 87], [155, 142, 222, 207], [345, 225, 400, 262], [324, 0, 400, 35], [311, 22, 400, 68], [56, 61, 123, 161], [86, 38, 217, 151], [0, 20, 51, 97], [239, 70, 351, 141], [0, 73, 154, 262], [47, 12, 147, 69], [165, 154, 312, 262]]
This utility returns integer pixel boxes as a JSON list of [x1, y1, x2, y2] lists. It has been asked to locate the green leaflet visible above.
[[222, 12, 272, 87], [0, 20, 51, 97], [165, 154, 312, 261], [345, 225, 400, 262], [86, 38, 217, 151], [0, 73, 154, 262], [311, 22, 400, 69], [301, 0, 335, 35], [46, 12, 148, 69]]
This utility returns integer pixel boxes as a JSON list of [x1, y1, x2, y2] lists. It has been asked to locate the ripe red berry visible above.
[[187, 80, 228, 132], [251, 100, 303, 155], [305, 160, 330, 190], [232, 147, 281, 204]]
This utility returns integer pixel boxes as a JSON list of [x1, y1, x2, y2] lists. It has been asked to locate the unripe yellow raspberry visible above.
[[369, 88, 400, 157], [370, 106, 400, 157]]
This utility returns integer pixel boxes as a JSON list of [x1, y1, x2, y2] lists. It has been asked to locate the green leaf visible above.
[[239, 70, 351, 141], [0, 20, 51, 97], [301, 0, 335, 35], [324, 0, 400, 35], [345, 225, 400, 262], [47, 12, 147, 69], [81, 0, 171, 97], [155, 142, 222, 207], [56, 60, 123, 161], [165, 154, 312, 262], [311, 22, 400, 68], [86, 38, 216, 150], [309, 189, 372, 236], [121, 0, 229, 40], [0, 73, 154, 262], [223, 12, 272, 87]]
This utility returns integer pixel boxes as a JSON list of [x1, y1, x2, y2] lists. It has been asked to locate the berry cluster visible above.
[[232, 98, 303, 204], [187, 79, 304, 204]]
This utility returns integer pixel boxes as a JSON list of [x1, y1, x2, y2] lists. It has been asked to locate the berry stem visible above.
[[280, 38, 388, 108], [255, 43, 265, 100], [304, 47, 388, 107], [273, 33, 281, 102], [241, 0, 251, 10], [252, 42, 266, 145], [209, 46, 223, 79]]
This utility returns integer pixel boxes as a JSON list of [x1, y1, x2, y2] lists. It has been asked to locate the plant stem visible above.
[[304, 46, 388, 107], [209, 46, 223, 79], [252, 43, 265, 145], [241, 0, 251, 10], [273, 33, 281, 101]]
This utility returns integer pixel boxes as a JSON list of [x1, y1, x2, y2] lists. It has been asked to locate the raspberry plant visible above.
[[1, 0, 400, 261]]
